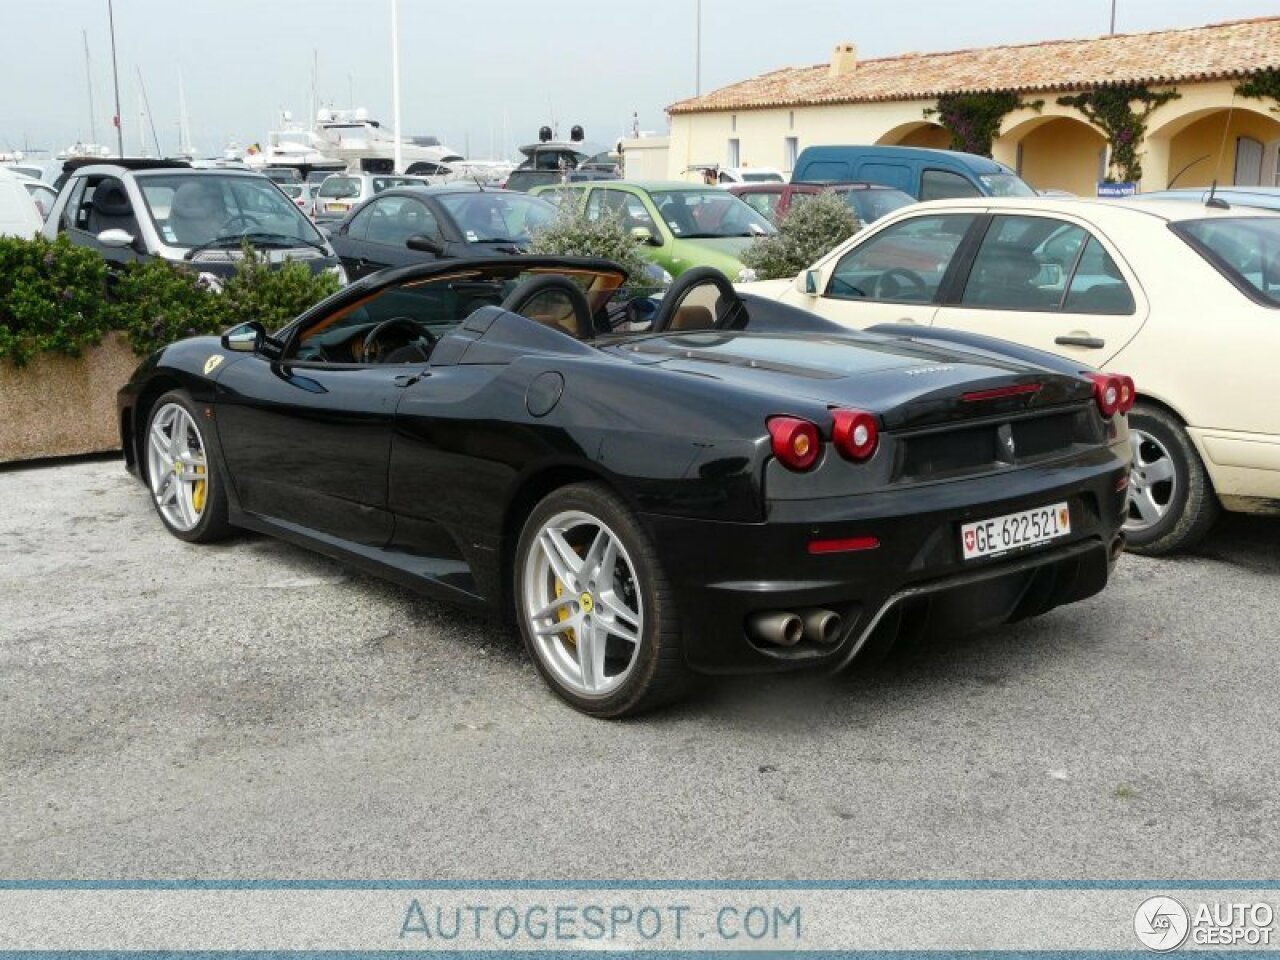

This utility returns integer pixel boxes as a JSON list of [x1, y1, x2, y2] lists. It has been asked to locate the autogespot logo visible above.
[[1134, 896, 1190, 952]]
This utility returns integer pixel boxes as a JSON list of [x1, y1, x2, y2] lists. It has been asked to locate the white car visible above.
[[745, 196, 1280, 554], [0, 167, 44, 237], [718, 166, 784, 186]]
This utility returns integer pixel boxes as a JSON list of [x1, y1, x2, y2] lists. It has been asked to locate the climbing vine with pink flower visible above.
[[923, 92, 1042, 158], [1057, 85, 1180, 184]]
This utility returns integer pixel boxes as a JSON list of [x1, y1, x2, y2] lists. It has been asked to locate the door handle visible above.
[[1054, 335, 1105, 349], [392, 373, 422, 388]]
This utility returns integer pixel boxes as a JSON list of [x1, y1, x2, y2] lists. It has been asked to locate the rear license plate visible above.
[[325, 202, 347, 212], [961, 501, 1070, 561]]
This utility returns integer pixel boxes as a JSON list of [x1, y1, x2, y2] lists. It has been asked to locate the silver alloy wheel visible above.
[[1126, 428, 1178, 533], [522, 509, 644, 698], [146, 402, 209, 533]]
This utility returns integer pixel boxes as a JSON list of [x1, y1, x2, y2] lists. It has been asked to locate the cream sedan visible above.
[[745, 197, 1280, 554]]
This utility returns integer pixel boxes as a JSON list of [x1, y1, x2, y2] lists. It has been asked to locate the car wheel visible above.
[[1124, 403, 1219, 556], [514, 483, 690, 717], [144, 390, 233, 543]]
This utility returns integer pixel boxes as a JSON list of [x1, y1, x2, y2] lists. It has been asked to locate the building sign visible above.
[[1097, 181, 1138, 198]]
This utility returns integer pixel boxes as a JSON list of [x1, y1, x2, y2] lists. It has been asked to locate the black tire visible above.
[[1125, 402, 1219, 556], [514, 482, 691, 717], [144, 390, 234, 544]]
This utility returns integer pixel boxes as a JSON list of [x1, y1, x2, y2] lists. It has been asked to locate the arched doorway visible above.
[[1005, 116, 1108, 196], [875, 121, 950, 149], [1150, 106, 1280, 189]]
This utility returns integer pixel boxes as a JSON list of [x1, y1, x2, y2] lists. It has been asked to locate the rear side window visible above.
[[920, 169, 981, 201], [960, 216, 1135, 315], [1173, 217, 1280, 307], [797, 160, 850, 183]]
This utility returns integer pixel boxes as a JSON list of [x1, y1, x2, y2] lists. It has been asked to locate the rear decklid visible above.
[[607, 330, 1093, 429]]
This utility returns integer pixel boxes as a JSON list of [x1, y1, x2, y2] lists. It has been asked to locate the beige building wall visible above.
[[668, 78, 1279, 194]]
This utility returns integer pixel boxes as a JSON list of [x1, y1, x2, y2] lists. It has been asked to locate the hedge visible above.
[[0, 235, 340, 367]]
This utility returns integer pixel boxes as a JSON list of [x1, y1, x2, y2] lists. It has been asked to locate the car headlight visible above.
[[736, 267, 758, 283], [327, 263, 349, 285]]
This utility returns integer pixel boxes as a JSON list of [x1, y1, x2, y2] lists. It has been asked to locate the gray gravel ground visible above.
[[1, 456, 1278, 879]]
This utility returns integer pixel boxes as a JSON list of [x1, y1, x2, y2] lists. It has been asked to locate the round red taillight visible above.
[[767, 416, 821, 471], [1116, 374, 1136, 413], [831, 408, 879, 462], [1088, 373, 1122, 418]]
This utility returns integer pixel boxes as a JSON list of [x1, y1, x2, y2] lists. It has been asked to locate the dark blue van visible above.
[[791, 145, 1035, 200]]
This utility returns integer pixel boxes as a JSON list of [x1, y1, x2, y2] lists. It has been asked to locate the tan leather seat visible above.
[[669, 304, 715, 331]]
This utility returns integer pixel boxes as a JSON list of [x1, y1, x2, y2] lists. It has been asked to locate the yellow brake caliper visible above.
[[191, 461, 207, 514], [554, 579, 576, 646]]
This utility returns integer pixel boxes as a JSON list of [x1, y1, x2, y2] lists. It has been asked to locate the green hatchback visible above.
[[531, 180, 776, 281]]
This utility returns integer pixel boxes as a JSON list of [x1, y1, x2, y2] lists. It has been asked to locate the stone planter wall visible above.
[[0, 332, 138, 462]]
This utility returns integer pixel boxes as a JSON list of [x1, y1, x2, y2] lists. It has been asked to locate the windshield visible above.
[[372, 176, 424, 194], [1174, 217, 1280, 307], [741, 171, 784, 183], [436, 192, 558, 242], [649, 188, 776, 238], [137, 174, 326, 249], [318, 176, 362, 199], [980, 173, 1037, 197]]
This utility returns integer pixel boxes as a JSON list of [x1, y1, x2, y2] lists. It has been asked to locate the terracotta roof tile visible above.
[[668, 17, 1280, 114]]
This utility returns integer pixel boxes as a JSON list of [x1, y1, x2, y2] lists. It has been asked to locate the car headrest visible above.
[[93, 184, 132, 216], [171, 181, 223, 219]]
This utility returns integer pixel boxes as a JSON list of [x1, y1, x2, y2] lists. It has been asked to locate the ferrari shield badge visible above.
[[203, 355, 224, 376]]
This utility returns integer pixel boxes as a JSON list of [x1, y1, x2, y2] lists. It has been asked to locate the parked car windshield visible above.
[[318, 176, 362, 199], [843, 187, 915, 224], [137, 174, 326, 248], [1174, 216, 1280, 307], [740, 171, 784, 183], [435, 192, 558, 242], [649, 188, 776, 238], [980, 173, 1037, 197]]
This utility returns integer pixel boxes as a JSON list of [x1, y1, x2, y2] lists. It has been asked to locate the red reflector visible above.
[[1115, 472, 1130, 491], [808, 536, 881, 555], [961, 383, 1041, 402]]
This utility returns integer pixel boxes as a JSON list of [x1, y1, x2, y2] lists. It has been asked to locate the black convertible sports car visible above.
[[118, 257, 1133, 716]]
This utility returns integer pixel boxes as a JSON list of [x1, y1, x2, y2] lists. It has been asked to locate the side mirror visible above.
[[97, 228, 135, 249], [630, 225, 660, 246], [407, 233, 445, 256], [799, 269, 821, 295], [221, 320, 266, 354]]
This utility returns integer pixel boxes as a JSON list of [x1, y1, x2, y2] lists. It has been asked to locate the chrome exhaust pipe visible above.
[[746, 611, 803, 647], [800, 608, 842, 645]]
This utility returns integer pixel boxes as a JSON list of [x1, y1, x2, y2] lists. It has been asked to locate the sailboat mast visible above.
[[83, 30, 98, 145], [178, 69, 193, 156], [136, 66, 162, 157]]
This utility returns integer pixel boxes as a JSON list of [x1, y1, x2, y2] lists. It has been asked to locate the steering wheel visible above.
[[220, 213, 264, 233], [872, 267, 928, 301], [650, 267, 746, 333], [360, 317, 437, 364]]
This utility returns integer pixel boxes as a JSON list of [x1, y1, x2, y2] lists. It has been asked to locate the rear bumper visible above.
[[641, 452, 1127, 674]]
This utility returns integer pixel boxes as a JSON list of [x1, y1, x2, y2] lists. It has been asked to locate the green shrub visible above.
[[740, 192, 860, 281], [527, 204, 658, 291], [0, 237, 343, 364], [0, 235, 111, 367], [219, 245, 341, 334], [108, 257, 218, 356]]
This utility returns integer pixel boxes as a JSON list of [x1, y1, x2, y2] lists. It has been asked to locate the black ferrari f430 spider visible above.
[[119, 257, 1133, 716]]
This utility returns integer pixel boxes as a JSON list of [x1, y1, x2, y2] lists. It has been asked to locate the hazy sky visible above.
[[2, 0, 1276, 160]]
